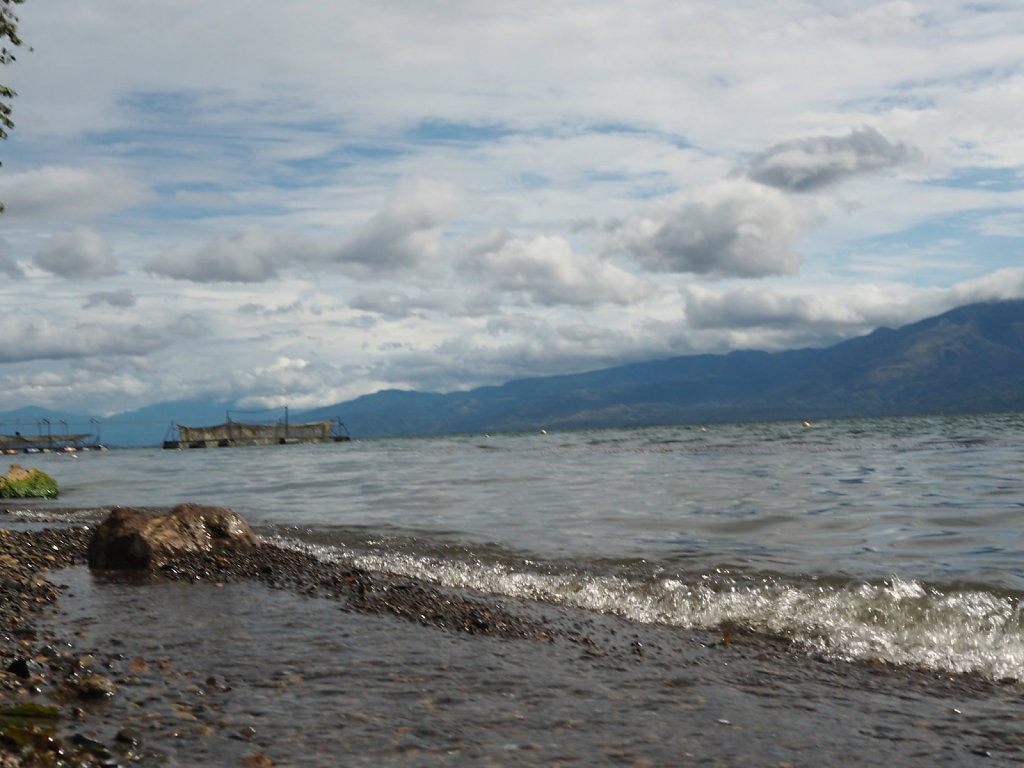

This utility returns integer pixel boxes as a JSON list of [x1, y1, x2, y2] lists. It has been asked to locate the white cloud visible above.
[[603, 180, 815, 278], [144, 178, 463, 283], [0, 317, 166, 363], [682, 268, 1024, 347], [83, 288, 136, 308], [327, 177, 464, 277], [2, 0, 1024, 414], [0, 166, 151, 220], [146, 227, 291, 283], [232, 356, 354, 411], [947, 266, 1024, 306], [0, 368, 153, 415], [349, 289, 455, 319], [744, 126, 921, 192], [33, 228, 117, 278], [682, 283, 920, 336], [464, 233, 652, 307]]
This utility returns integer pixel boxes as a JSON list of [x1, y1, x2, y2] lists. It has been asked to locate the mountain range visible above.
[[4, 299, 1024, 446]]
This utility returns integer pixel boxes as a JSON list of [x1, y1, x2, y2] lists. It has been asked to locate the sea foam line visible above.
[[272, 536, 1024, 682]]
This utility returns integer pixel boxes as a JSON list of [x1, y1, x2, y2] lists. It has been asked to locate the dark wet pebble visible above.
[[115, 727, 141, 746], [6, 656, 45, 678]]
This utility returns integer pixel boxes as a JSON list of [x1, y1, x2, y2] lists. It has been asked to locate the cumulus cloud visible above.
[[598, 127, 917, 286], [681, 267, 1024, 348], [232, 356, 353, 410], [0, 310, 213, 366], [744, 126, 920, 193], [146, 227, 294, 283], [0, 166, 152, 219], [6, 3, 1024, 414], [34, 229, 117, 278], [604, 180, 814, 278], [363, 312, 660, 394], [946, 266, 1024, 306], [146, 178, 462, 283], [328, 177, 463, 276], [682, 284, 909, 333], [83, 288, 136, 308], [0, 317, 168, 363], [464, 233, 652, 307]]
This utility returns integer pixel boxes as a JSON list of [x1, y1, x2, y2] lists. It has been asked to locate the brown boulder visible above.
[[87, 503, 260, 569]]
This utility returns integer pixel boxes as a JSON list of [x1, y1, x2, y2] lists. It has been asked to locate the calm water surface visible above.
[[11, 412, 1024, 681]]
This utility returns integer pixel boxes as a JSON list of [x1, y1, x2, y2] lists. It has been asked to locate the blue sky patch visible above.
[[407, 119, 518, 144], [924, 166, 1024, 193]]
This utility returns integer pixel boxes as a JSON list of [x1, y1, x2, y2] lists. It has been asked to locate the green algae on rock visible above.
[[0, 464, 59, 499]]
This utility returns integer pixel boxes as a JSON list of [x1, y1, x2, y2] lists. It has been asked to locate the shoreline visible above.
[[3, 524, 1024, 766]]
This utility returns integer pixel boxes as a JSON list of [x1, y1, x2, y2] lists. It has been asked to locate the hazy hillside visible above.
[[772, 300, 1024, 417], [5, 300, 1024, 445], [303, 299, 1024, 437]]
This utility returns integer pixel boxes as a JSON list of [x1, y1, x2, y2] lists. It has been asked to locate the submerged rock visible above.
[[87, 503, 260, 570], [0, 463, 59, 499]]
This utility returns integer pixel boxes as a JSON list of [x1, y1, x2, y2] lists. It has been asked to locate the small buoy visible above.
[[802, 421, 811, 428], [540, 429, 547, 435]]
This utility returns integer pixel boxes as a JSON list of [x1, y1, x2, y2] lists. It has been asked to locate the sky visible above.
[[1, 1, 1024, 416]]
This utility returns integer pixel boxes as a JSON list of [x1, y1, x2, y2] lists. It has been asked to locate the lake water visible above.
[[10, 411, 1024, 683]]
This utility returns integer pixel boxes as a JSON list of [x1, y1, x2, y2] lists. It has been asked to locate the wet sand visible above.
[[3, 524, 1024, 766]]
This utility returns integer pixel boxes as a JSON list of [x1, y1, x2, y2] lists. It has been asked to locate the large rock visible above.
[[87, 503, 260, 569], [0, 464, 59, 498]]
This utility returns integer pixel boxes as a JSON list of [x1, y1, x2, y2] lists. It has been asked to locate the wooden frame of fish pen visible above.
[[0, 418, 107, 454], [162, 408, 351, 449]]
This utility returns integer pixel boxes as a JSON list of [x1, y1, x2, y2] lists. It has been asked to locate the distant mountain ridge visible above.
[[4, 300, 1024, 445], [301, 299, 1024, 436]]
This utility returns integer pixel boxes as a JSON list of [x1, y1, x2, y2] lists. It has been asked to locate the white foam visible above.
[[272, 536, 1024, 682]]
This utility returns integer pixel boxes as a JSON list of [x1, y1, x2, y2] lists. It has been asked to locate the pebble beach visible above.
[[3, 517, 1024, 767]]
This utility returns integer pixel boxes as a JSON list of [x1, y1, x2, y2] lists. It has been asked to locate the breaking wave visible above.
[[271, 534, 1024, 683]]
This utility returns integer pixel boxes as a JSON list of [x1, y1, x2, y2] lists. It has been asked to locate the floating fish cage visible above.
[[0, 422, 106, 454], [163, 409, 351, 449]]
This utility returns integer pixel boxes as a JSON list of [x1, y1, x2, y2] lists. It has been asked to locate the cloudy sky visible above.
[[1, 1, 1023, 415]]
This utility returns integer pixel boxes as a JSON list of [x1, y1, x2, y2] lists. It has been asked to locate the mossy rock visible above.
[[0, 703, 61, 751], [0, 464, 59, 499]]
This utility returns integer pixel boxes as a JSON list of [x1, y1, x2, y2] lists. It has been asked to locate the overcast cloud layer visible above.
[[1, 1, 1024, 415]]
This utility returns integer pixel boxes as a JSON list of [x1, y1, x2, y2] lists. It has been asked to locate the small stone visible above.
[[116, 727, 141, 746], [76, 672, 117, 699], [6, 656, 45, 678], [71, 733, 113, 758]]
